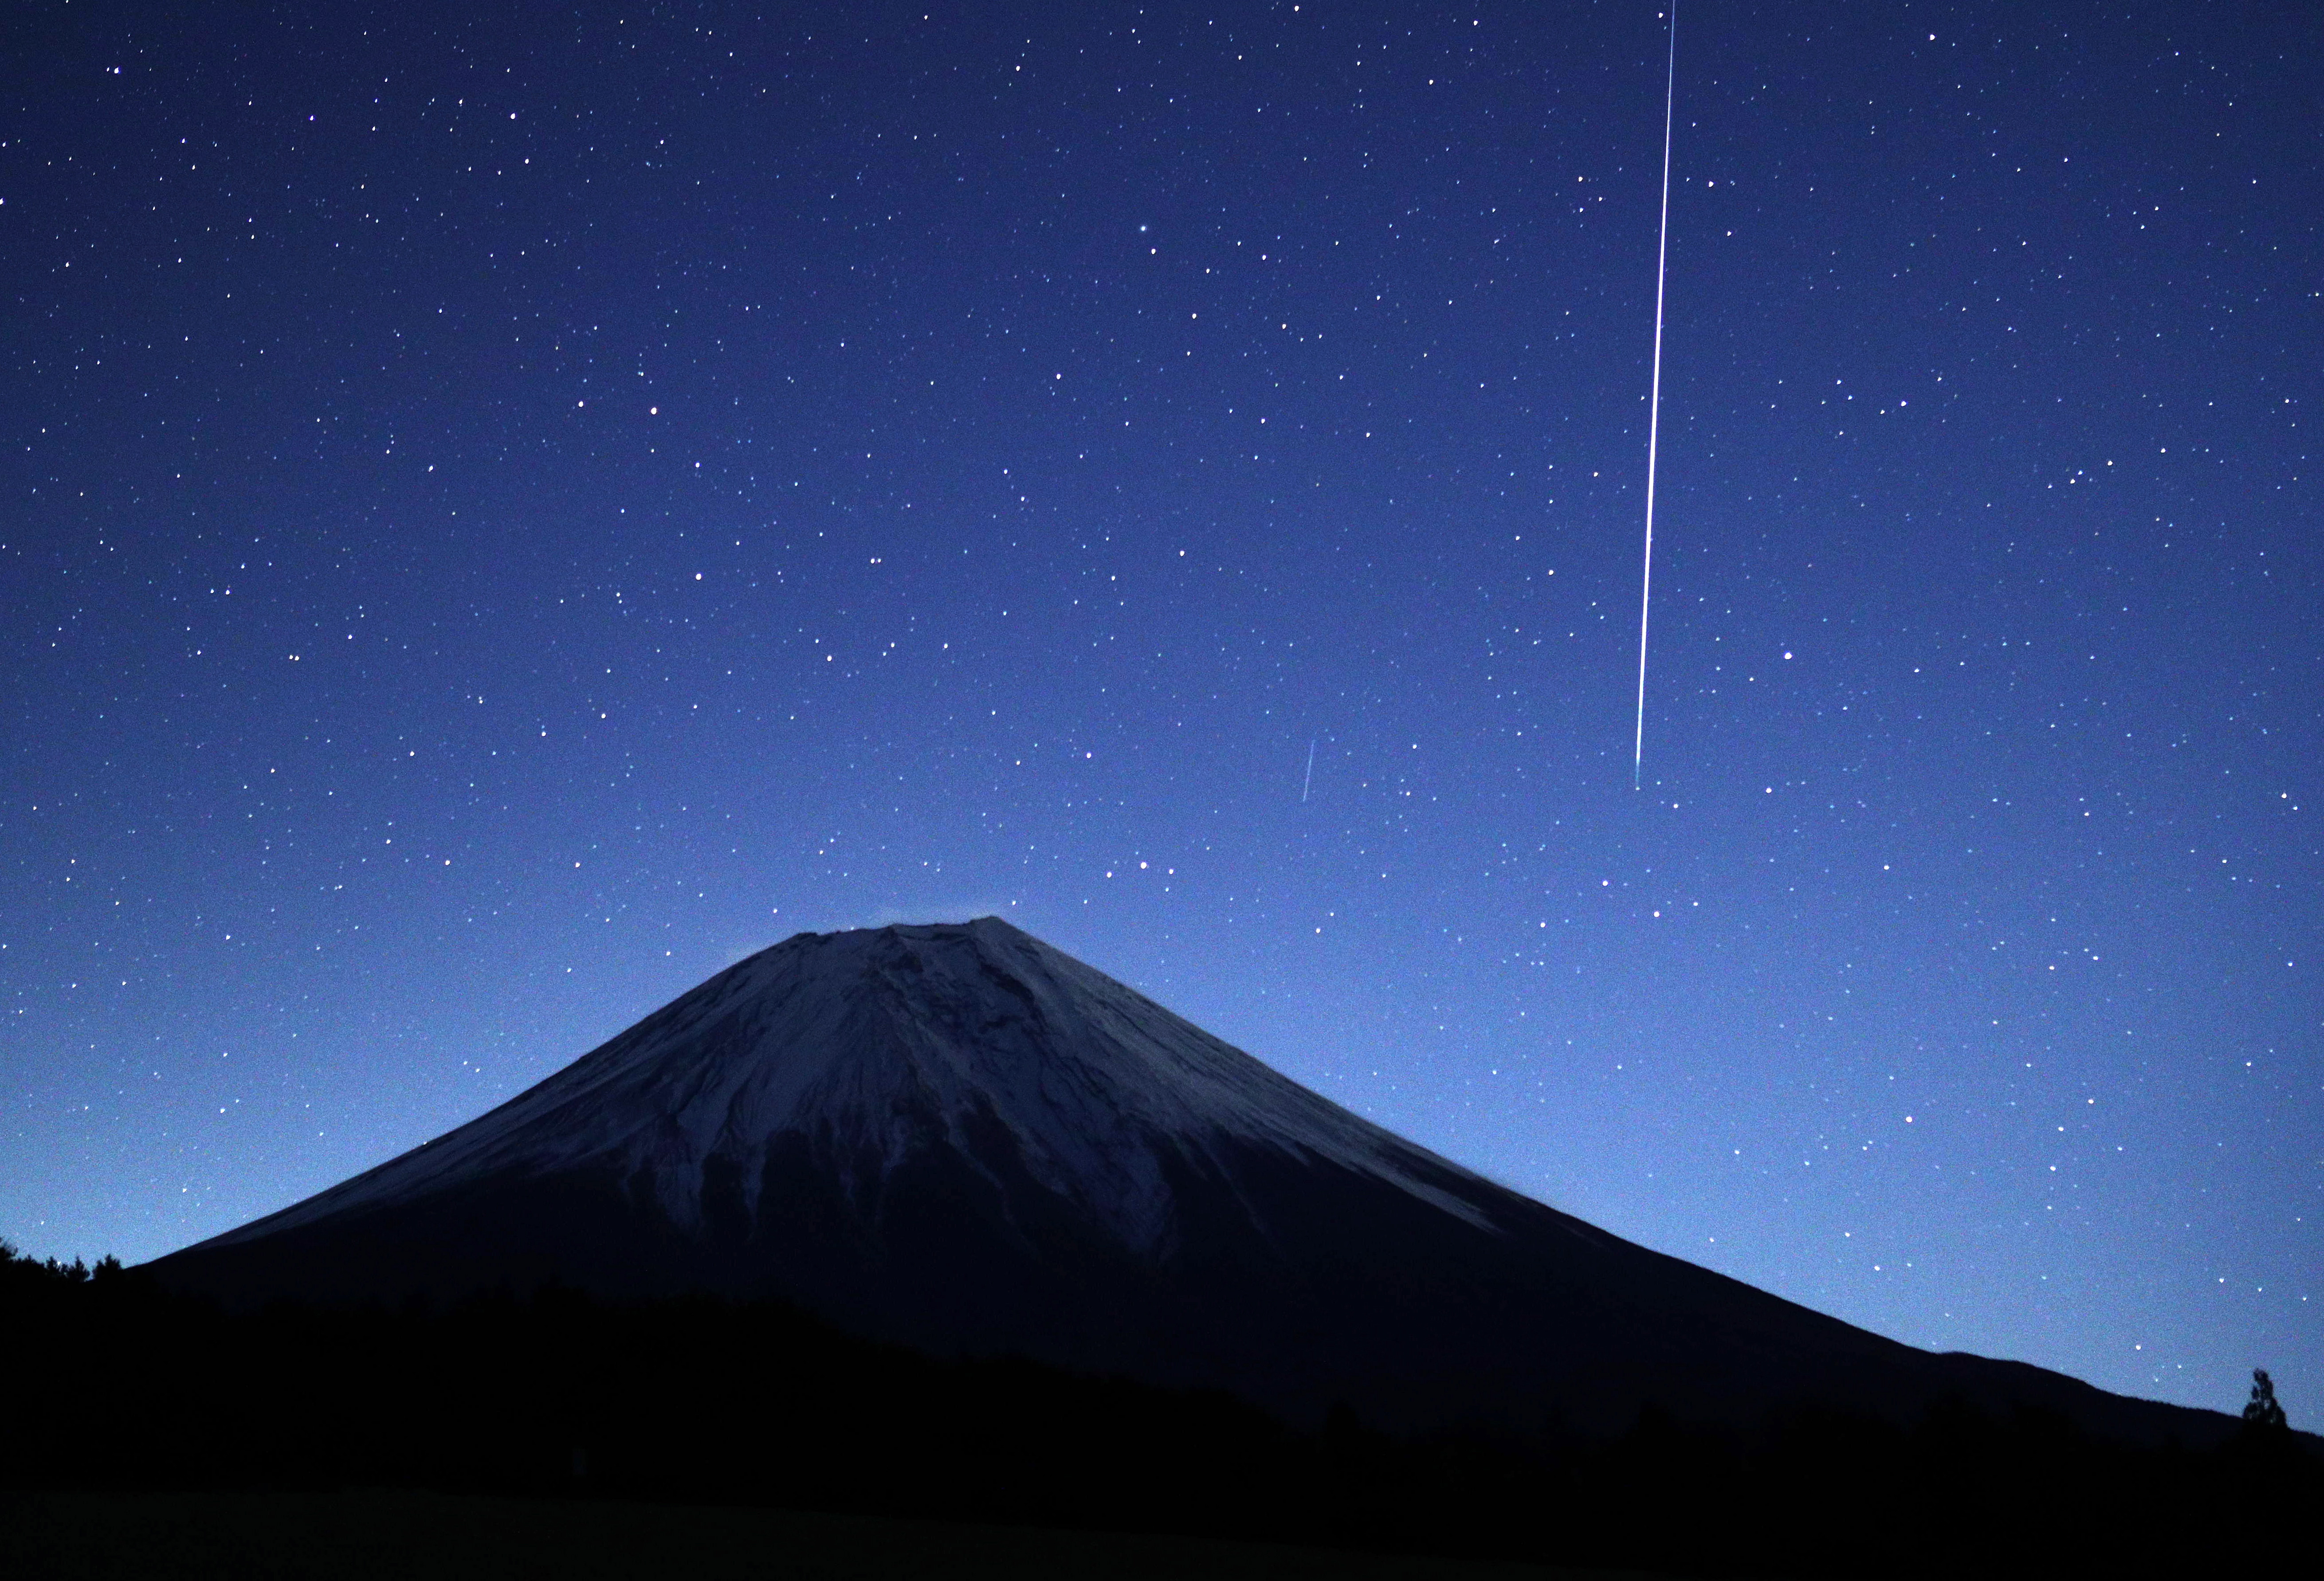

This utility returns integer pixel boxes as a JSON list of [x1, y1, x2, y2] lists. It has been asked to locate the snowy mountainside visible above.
[[153, 918, 2244, 1448], [208, 918, 1501, 1257]]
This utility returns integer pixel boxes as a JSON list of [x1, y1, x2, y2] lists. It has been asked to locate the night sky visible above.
[[5, 1, 2316, 1416]]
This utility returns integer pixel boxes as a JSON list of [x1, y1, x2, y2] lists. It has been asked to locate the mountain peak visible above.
[[200, 917, 1496, 1263], [149, 921, 2238, 1445]]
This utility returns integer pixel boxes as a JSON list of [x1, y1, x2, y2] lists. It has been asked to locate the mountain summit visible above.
[[150, 918, 2228, 1443]]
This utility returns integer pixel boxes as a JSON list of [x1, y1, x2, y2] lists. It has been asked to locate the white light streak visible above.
[[1634, 3, 1678, 789]]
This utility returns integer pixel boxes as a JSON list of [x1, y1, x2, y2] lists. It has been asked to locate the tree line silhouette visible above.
[[3, 1240, 2313, 1577]]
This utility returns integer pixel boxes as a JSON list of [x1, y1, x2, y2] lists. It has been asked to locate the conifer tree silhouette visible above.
[[2242, 1369, 2289, 1433]]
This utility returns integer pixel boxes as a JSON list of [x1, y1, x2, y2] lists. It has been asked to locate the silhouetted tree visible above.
[[2242, 1369, 2289, 1433]]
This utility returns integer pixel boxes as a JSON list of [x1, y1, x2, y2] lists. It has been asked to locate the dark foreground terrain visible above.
[[5, 1247, 2315, 1578], [1, 1490, 1635, 1581]]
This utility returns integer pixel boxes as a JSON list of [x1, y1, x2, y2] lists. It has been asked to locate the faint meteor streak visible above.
[[1633, 2, 1677, 790], [1302, 737, 1317, 803]]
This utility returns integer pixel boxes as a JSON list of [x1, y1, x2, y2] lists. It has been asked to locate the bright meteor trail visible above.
[[1633, 2, 1678, 790]]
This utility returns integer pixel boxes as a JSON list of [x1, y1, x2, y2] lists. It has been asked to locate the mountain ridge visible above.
[[149, 917, 2242, 1447]]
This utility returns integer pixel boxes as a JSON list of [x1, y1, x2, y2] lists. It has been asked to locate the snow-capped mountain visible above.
[[148, 918, 2232, 1443], [207, 915, 1499, 1256]]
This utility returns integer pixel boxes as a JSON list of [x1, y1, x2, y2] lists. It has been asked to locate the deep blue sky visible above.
[[5, 0, 2316, 1416]]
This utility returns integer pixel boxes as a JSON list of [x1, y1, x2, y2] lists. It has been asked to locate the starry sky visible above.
[[5, 1, 2316, 1416]]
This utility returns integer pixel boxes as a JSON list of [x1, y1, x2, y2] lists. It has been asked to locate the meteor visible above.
[[1634, 3, 1678, 790]]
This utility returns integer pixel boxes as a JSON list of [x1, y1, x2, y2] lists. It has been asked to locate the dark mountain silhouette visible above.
[[147, 918, 2237, 1447]]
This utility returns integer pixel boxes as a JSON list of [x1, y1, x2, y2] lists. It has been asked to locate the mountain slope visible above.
[[147, 918, 2235, 1445]]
